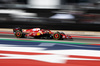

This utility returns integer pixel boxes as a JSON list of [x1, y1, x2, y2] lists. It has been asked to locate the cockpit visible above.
[[32, 28, 40, 31]]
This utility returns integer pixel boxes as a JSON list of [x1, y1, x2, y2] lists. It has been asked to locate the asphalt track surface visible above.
[[0, 34, 100, 44], [0, 34, 100, 66]]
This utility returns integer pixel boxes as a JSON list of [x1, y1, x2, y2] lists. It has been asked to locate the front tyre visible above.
[[53, 32, 62, 40]]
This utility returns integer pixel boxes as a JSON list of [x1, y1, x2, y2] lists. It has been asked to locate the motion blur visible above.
[[0, 0, 100, 66]]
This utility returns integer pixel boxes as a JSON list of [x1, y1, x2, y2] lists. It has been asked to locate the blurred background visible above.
[[0, 1, 100, 66], [0, 0, 100, 30]]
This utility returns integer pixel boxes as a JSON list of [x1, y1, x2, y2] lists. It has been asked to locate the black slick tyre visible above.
[[53, 32, 62, 40], [15, 31, 23, 38]]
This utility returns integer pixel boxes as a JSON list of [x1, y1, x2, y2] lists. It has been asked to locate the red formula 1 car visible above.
[[13, 27, 73, 40]]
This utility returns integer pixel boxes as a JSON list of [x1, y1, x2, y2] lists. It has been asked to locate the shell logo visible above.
[[37, 32, 40, 36]]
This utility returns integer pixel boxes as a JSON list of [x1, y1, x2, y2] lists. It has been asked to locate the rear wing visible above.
[[13, 27, 22, 33]]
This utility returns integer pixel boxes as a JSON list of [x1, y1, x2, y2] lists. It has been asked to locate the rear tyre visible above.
[[15, 31, 25, 38], [53, 32, 62, 40]]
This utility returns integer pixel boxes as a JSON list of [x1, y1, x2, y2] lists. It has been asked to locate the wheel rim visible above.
[[15, 31, 22, 38], [16, 32, 21, 36], [54, 34, 59, 38]]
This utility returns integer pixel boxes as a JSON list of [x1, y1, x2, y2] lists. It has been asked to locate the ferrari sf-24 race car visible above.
[[13, 27, 73, 40]]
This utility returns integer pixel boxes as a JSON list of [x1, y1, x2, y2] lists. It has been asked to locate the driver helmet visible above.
[[33, 28, 40, 31]]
